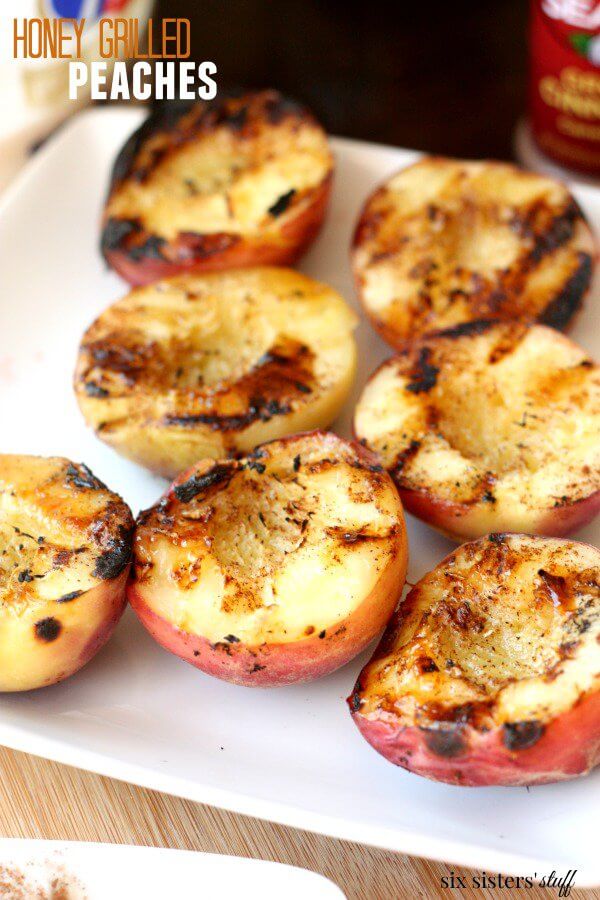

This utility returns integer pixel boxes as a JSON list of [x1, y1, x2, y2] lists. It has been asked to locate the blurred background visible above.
[[6, 0, 599, 187], [154, 0, 528, 160]]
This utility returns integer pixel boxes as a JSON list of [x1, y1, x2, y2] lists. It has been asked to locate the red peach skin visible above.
[[537, 489, 600, 537], [128, 532, 406, 687], [399, 486, 600, 543], [56, 569, 129, 684], [347, 533, 600, 786], [0, 567, 129, 693], [350, 688, 600, 786], [104, 179, 332, 287]]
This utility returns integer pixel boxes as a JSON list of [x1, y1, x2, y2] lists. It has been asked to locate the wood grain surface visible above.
[[0, 747, 596, 899]]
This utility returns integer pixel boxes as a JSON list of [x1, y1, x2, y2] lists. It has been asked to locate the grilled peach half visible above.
[[349, 533, 600, 786], [75, 267, 357, 479], [352, 156, 595, 346], [354, 321, 600, 541], [128, 432, 408, 687], [0, 455, 133, 691], [102, 90, 334, 285]]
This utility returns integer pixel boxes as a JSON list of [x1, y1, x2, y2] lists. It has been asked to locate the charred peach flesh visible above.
[[354, 321, 600, 540], [349, 534, 600, 786], [128, 431, 408, 686], [352, 156, 595, 346], [74, 268, 357, 479], [0, 455, 133, 691], [102, 90, 334, 285]]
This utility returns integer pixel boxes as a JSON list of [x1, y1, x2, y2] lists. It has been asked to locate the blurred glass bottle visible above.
[[0, 1, 154, 192], [520, 0, 600, 180]]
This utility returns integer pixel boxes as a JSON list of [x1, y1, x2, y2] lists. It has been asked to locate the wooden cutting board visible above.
[[0, 747, 595, 899]]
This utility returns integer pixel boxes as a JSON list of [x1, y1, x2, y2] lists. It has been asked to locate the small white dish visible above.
[[0, 839, 344, 899], [0, 108, 598, 885]]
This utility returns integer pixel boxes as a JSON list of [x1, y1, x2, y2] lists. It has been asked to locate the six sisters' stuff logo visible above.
[[12, 12, 218, 101], [440, 869, 578, 896]]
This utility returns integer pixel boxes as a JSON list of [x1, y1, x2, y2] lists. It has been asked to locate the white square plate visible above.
[[0, 108, 598, 885], [0, 839, 343, 899]]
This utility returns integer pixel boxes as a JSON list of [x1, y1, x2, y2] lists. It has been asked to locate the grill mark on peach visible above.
[[92, 529, 133, 580], [540, 252, 592, 332], [363, 322, 599, 515], [422, 725, 467, 758], [126, 234, 167, 262], [436, 319, 496, 341], [502, 720, 545, 751], [133, 435, 402, 629], [82, 335, 178, 394], [106, 100, 197, 190], [102, 90, 328, 275], [56, 590, 83, 604], [173, 463, 236, 503], [101, 217, 169, 262], [268, 188, 297, 218], [325, 525, 397, 544], [487, 323, 527, 364], [405, 347, 439, 394], [161, 339, 314, 431], [525, 198, 581, 263], [420, 700, 494, 729], [1, 459, 132, 626], [415, 655, 439, 674], [165, 400, 290, 432], [353, 537, 600, 770], [65, 463, 106, 492], [84, 332, 316, 433], [84, 382, 109, 398], [472, 536, 515, 577], [355, 163, 593, 343], [34, 617, 61, 642], [105, 91, 317, 200], [101, 217, 141, 253], [392, 440, 421, 474], [53, 548, 78, 567], [80, 337, 156, 390], [348, 685, 363, 712]]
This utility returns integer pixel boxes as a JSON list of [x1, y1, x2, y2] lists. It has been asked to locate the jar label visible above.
[[530, 0, 600, 174]]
